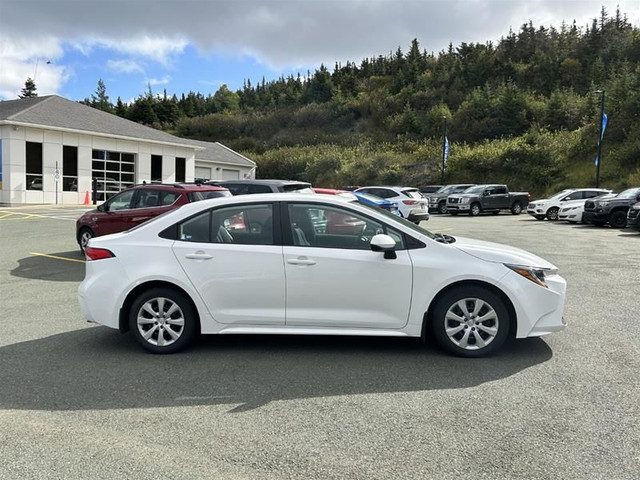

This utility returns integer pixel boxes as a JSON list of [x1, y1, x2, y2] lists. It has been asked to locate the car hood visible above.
[[453, 236, 556, 269]]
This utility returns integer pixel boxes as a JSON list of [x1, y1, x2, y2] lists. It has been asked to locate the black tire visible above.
[[546, 207, 560, 221], [511, 201, 523, 215], [431, 286, 511, 358], [469, 203, 481, 216], [438, 201, 448, 214], [609, 210, 628, 229], [77, 227, 94, 253], [129, 287, 198, 354]]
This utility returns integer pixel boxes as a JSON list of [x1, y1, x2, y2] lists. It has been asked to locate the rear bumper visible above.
[[408, 211, 429, 222]]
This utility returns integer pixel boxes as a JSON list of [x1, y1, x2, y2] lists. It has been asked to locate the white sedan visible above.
[[78, 193, 567, 357]]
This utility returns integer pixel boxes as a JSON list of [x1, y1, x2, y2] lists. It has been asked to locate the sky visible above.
[[1, 0, 638, 103]]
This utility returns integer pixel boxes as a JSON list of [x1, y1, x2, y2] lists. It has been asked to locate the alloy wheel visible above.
[[136, 297, 185, 347], [444, 298, 499, 350]]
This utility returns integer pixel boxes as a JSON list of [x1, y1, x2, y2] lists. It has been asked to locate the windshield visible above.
[[549, 189, 573, 199], [616, 187, 640, 199], [350, 200, 436, 239], [436, 185, 454, 194]]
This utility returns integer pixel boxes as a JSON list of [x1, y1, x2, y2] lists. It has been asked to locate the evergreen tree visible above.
[[90, 78, 113, 113], [19, 78, 37, 98]]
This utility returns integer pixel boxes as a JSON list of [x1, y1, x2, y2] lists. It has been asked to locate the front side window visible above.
[[288, 203, 405, 250], [178, 204, 274, 245], [107, 189, 135, 211]]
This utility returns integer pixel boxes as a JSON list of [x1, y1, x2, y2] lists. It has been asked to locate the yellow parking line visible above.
[[0, 213, 14, 219], [30, 252, 86, 264]]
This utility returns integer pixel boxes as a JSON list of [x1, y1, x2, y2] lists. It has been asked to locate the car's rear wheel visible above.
[[78, 227, 94, 253], [438, 202, 447, 214], [546, 207, 559, 221], [431, 286, 510, 357], [129, 287, 198, 354], [511, 202, 523, 215], [470, 203, 481, 216], [609, 211, 628, 229]]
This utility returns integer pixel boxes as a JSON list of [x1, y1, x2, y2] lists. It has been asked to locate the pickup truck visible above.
[[446, 184, 530, 216], [583, 187, 640, 228]]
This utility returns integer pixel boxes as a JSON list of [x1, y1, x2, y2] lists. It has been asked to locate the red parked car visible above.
[[76, 183, 231, 251]]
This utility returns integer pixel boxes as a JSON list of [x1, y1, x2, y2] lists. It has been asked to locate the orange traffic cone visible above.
[[83, 190, 90, 205]]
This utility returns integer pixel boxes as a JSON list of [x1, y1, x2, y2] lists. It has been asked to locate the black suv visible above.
[[627, 202, 640, 232], [583, 187, 640, 228], [208, 179, 314, 195]]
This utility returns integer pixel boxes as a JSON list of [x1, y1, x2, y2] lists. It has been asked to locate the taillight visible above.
[[85, 247, 115, 261], [402, 200, 417, 205]]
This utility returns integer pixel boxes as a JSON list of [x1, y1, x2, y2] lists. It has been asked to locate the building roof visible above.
[[0, 95, 198, 148], [0, 95, 255, 168], [185, 138, 256, 167]]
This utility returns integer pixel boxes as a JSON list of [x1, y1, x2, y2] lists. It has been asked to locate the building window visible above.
[[151, 155, 162, 182], [62, 146, 78, 191], [92, 149, 136, 200], [176, 157, 186, 183], [26, 141, 43, 190]]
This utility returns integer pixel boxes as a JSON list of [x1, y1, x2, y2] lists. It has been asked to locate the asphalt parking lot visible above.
[[1, 205, 638, 480]]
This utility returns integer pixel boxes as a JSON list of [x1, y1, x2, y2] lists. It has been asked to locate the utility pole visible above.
[[441, 116, 448, 184], [595, 90, 605, 188]]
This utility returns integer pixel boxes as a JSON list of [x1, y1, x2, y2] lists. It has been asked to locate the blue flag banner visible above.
[[444, 137, 450, 164], [595, 112, 608, 166]]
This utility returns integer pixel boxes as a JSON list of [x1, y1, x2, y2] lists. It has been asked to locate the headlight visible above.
[[505, 264, 557, 288], [460, 198, 470, 204]]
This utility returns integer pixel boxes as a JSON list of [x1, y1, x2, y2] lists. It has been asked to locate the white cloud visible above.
[[147, 75, 171, 87], [107, 59, 145, 74], [0, 36, 68, 99]]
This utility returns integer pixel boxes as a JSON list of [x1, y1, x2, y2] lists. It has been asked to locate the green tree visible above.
[[212, 84, 240, 113], [90, 78, 114, 113], [19, 78, 37, 98]]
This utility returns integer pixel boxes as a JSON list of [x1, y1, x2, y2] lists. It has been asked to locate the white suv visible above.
[[354, 186, 429, 223], [527, 188, 611, 221]]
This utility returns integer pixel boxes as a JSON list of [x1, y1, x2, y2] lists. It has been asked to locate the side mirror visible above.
[[483, 191, 490, 196], [97, 203, 107, 212], [370, 234, 397, 259]]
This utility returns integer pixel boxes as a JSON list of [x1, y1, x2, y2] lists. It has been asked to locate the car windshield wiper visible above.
[[434, 233, 456, 244]]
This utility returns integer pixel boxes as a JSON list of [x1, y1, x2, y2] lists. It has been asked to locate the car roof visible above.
[[212, 179, 310, 186], [127, 183, 227, 191]]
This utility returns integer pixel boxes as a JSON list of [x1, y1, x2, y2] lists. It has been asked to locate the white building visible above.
[[0, 95, 255, 205]]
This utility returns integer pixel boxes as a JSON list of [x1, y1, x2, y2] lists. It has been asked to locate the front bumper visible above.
[[627, 209, 640, 230], [497, 269, 567, 338], [582, 211, 608, 223], [447, 204, 470, 211]]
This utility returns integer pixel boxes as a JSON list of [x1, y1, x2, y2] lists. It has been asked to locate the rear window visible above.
[[188, 190, 232, 202], [401, 189, 423, 200], [281, 184, 313, 193]]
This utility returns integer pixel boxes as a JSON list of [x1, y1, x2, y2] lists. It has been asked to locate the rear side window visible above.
[[281, 184, 313, 193], [188, 190, 232, 202], [176, 204, 274, 245], [494, 187, 507, 194], [248, 184, 273, 194]]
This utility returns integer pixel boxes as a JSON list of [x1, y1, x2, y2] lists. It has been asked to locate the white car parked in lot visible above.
[[354, 186, 429, 223], [78, 194, 567, 358], [527, 188, 611, 221]]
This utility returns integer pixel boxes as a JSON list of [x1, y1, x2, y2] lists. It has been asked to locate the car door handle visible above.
[[287, 257, 317, 266], [185, 252, 213, 260]]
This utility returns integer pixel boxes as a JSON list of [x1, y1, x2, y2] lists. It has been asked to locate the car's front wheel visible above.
[[438, 201, 448, 214], [469, 203, 481, 216], [546, 207, 559, 221], [431, 286, 510, 357], [129, 287, 198, 354], [609, 210, 628, 228]]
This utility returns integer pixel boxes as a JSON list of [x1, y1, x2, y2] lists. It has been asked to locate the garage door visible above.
[[222, 169, 240, 180], [195, 167, 211, 181]]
